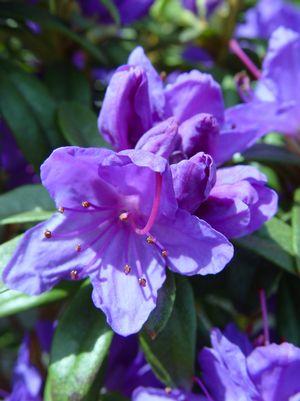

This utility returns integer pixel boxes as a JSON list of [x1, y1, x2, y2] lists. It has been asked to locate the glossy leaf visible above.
[[0, 185, 55, 221], [278, 275, 300, 346], [58, 101, 109, 148], [143, 270, 176, 338], [45, 284, 113, 401], [44, 63, 91, 105], [140, 276, 196, 390], [292, 189, 300, 273], [236, 217, 297, 275], [0, 2, 107, 63], [243, 144, 300, 166]]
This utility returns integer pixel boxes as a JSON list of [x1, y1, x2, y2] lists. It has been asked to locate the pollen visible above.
[[146, 235, 155, 244], [139, 277, 147, 287], [58, 206, 65, 213], [44, 230, 52, 239], [119, 211, 129, 222], [82, 201, 91, 208], [75, 244, 81, 252], [70, 270, 79, 280], [161, 249, 168, 258], [124, 264, 131, 275]]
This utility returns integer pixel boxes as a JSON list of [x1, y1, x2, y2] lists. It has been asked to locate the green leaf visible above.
[[58, 101, 109, 147], [143, 271, 176, 338], [0, 286, 72, 318], [140, 276, 196, 390], [0, 185, 55, 221], [278, 275, 300, 346], [44, 63, 91, 105], [292, 189, 300, 273], [242, 144, 300, 166], [0, 2, 107, 63], [0, 69, 49, 169], [100, 0, 121, 25], [0, 210, 53, 225], [45, 284, 113, 401], [236, 217, 297, 275]]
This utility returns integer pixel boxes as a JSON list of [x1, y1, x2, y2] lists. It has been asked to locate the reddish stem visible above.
[[229, 39, 262, 80], [259, 288, 270, 345]]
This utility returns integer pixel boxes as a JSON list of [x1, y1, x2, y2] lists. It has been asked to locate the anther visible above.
[[44, 230, 52, 239], [146, 235, 155, 244], [70, 270, 79, 280], [161, 249, 168, 258], [124, 264, 131, 275], [82, 201, 91, 208], [58, 206, 64, 213], [139, 277, 147, 287], [75, 244, 81, 252], [165, 387, 172, 394], [231, 123, 236, 129], [119, 211, 129, 222]]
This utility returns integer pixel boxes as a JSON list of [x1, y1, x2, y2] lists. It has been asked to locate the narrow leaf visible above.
[[45, 284, 113, 401], [140, 276, 196, 390]]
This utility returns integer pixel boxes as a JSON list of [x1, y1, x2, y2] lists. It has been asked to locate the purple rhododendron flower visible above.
[[0, 120, 38, 189], [197, 165, 278, 238], [228, 27, 300, 139], [3, 146, 233, 336], [132, 387, 201, 401], [98, 46, 261, 165], [236, 0, 300, 39], [182, 46, 214, 68], [199, 324, 300, 401], [105, 335, 161, 396], [78, 0, 154, 25], [4, 336, 42, 401]]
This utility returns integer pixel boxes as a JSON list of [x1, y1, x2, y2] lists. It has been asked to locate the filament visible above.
[[229, 39, 262, 80]]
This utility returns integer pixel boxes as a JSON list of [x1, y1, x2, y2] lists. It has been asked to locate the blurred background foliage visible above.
[[0, 0, 300, 400]]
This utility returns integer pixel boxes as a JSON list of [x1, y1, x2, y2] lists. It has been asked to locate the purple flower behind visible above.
[[98, 46, 262, 164], [4, 336, 42, 401], [3, 147, 233, 336], [236, 0, 300, 39], [199, 324, 300, 401], [181, 0, 223, 17], [0, 120, 38, 189], [98, 46, 278, 243], [197, 165, 278, 239], [132, 387, 201, 400], [105, 335, 161, 397], [182, 46, 214, 68], [228, 27, 300, 139], [78, 0, 154, 25]]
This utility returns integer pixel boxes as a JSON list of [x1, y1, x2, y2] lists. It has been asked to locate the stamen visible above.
[[229, 39, 261, 79], [139, 277, 147, 287], [82, 201, 91, 208], [146, 235, 155, 244], [58, 206, 65, 213], [70, 270, 79, 280], [44, 230, 52, 239], [193, 377, 215, 401], [135, 173, 163, 235], [119, 211, 129, 222], [75, 244, 81, 252], [124, 264, 131, 275], [161, 249, 168, 258], [164, 387, 172, 394], [259, 288, 270, 345]]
